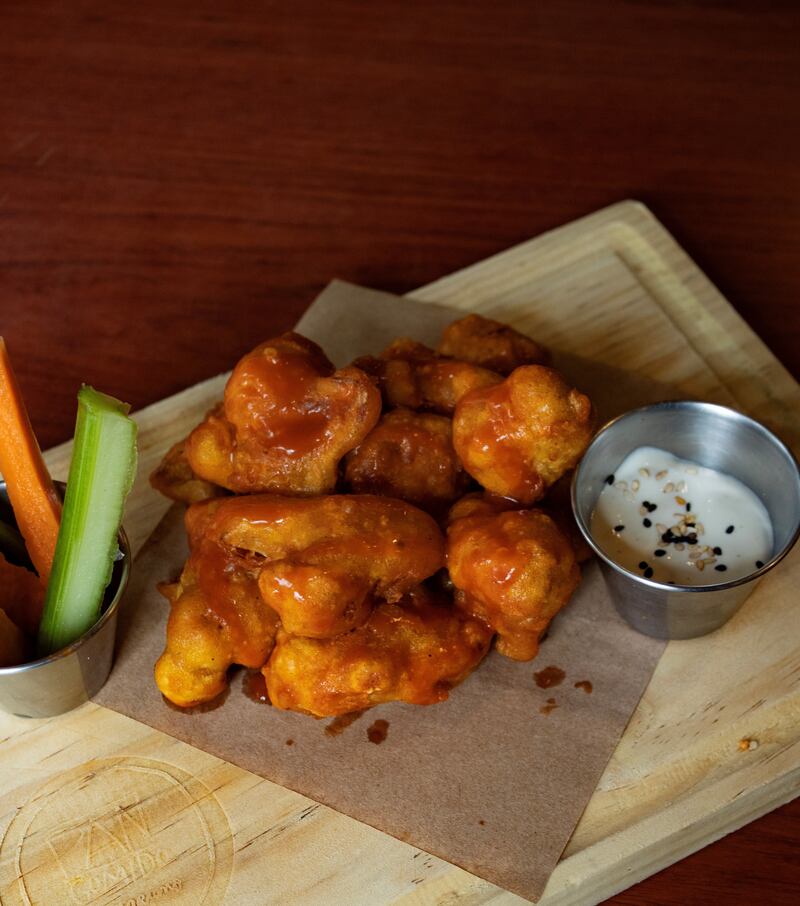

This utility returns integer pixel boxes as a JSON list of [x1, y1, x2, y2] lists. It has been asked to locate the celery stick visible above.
[[38, 386, 137, 655]]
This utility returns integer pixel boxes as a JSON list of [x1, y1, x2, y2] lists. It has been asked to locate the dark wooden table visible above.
[[2, 2, 798, 903]]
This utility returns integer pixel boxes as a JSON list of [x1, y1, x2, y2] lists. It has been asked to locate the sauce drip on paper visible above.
[[533, 665, 565, 689], [367, 719, 389, 744], [325, 710, 365, 737], [243, 670, 269, 703]]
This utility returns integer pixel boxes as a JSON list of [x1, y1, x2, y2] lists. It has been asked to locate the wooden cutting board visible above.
[[1, 201, 797, 906]]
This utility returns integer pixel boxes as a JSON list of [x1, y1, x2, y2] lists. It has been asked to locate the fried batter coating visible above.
[[156, 495, 445, 706], [344, 408, 470, 515], [438, 314, 549, 374], [150, 436, 226, 504], [449, 488, 592, 563], [184, 333, 381, 494], [453, 365, 593, 504], [447, 504, 580, 661], [354, 338, 502, 415], [264, 587, 493, 716], [446, 492, 519, 523], [155, 542, 281, 708]]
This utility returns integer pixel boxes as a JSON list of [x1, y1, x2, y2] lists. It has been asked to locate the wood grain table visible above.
[[1, 2, 798, 904]]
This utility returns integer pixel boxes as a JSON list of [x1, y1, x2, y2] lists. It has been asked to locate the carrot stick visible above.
[[0, 338, 62, 582]]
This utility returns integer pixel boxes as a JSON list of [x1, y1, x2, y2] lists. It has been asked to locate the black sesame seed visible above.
[[686, 536, 698, 545], [713, 546, 722, 556], [756, 560, 764, 568], [725, 525, 734, 534], [642, 500, 650, 507], [644, 567, 654, 579], [686, 502, 692, 512], [648, 503, 658, 512], [643, 518, 652, 527], [639, 561, 648, 570], [714, 564, 727, 572], [605, 474, 615, 485], [654, 550, 666, 557], [614, 524, 625, 532], [661, 531, 673, 543]]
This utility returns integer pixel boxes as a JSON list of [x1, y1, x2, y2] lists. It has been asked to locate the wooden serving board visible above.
[[1, 201, 798, 906]]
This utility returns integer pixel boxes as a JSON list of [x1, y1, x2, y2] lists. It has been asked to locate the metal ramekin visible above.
[[0, 481, 130, 718], [571, 401, 800, 640]]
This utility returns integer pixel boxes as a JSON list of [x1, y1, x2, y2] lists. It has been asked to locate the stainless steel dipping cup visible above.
[[571, 401, 800, 640], [0, 482, 130, 718]]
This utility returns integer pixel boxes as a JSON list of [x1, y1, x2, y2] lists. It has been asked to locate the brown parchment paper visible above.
[[96, 281, 668, 902]]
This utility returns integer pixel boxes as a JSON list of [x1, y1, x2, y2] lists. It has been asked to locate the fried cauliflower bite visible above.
[[155, 538, 282, 708], [183, 333, 381, 495], [155, 495, 445, 706], [452, 365, 593, 505], [343, 408, 470, 516], [446, 503, 580, 661], [437, 314, 550, 374], [264, 586, 493, 717], [150, 436, 226, 504], [354, 338, 502, 415]]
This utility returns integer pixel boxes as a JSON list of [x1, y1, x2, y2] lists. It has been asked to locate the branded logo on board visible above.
[[0, 757, 232, 905]]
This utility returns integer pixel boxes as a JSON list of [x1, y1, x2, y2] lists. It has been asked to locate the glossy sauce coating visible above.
[[447, 503, 580, 661], [452, 365, 593, 505], [184, 333, 381, 494], [155, 494, 446, 707], [264, 587, 493, 717]]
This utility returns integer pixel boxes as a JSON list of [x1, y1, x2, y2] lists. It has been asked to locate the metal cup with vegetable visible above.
[[0, 338, 137, 716]]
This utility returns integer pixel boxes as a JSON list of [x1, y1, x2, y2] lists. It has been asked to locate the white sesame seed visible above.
[[696, 559, 705, 571], [656, 523, 667, 533], [615, 481, 628, 490], [631, 479, 640, 492], [664, 482, 675, 493], [656, 470, 668, 480], [639, 468, 650, 478]]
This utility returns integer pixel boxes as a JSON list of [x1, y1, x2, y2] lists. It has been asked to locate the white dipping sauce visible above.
[[591, 446, 772, 585]]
